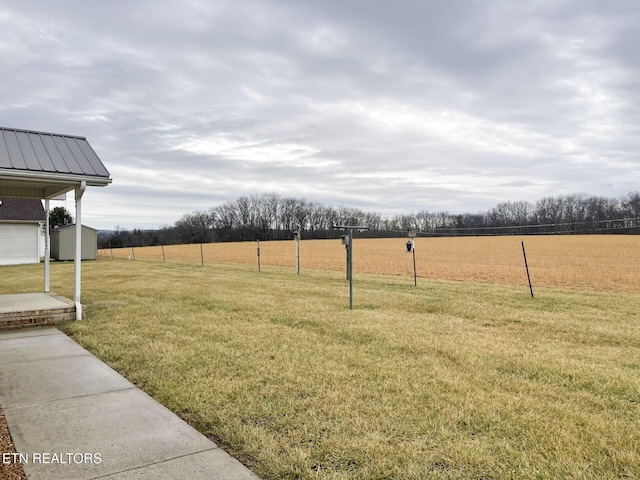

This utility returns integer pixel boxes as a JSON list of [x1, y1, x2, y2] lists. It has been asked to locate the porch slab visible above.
[[0, 293, 78, 330], [0, 293, 72, 313]]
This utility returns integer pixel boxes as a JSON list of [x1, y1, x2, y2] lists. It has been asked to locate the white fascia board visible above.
[[0, 169, 112, 187]]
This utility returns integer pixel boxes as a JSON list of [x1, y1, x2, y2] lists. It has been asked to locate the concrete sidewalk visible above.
[[0, 327, 261, 480]]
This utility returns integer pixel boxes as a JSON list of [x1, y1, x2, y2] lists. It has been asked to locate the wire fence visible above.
[[98, 235, 640, 294]]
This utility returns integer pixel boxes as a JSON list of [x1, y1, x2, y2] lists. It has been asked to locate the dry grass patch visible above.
[[3, 259, 640, 479]]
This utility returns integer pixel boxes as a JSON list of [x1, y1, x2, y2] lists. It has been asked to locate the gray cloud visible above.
[[1, 0, 639, 229]]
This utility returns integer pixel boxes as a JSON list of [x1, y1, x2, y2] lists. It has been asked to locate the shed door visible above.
[[0, 224, 39, 265]]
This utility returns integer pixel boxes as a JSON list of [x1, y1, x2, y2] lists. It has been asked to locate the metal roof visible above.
[[0, 127, 112, 199]]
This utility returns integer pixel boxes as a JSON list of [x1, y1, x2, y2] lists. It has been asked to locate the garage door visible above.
[[0, 224, 39, 265]]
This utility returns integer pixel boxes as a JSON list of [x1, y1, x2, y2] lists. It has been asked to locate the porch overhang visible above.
[[0, 127, 112, 322], [0, 170, 111, 199]]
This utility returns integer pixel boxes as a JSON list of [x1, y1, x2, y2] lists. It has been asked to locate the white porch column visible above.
[[44, 199, 50, 293], [74, 181, 86, 320]]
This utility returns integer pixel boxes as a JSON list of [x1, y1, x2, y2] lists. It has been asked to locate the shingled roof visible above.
[[0, 197, 46, 222]]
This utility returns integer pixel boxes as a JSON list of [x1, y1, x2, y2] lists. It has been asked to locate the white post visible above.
[[74, 181, 86, 320], [44, 199, 50, 293]]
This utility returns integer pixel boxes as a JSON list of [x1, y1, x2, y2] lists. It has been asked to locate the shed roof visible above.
[[0, 197, 46, 222], [0, 127, 112, 199], [54, 223, 98, 232]]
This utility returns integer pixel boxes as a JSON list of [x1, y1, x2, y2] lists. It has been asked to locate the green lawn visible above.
[[3, 259, 640, 479]]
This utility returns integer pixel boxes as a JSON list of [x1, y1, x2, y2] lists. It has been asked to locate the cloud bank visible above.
[[1, 0, 639, 229]]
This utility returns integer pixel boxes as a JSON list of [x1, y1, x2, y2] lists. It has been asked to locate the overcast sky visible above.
[[2, 0, 639, 230]]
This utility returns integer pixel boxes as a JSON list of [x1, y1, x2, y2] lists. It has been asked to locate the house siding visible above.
[[0, 222, 40, 265]]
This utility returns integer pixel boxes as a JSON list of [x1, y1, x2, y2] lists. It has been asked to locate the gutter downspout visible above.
[[74, 181, 86, 320], [44, 199, 50, 293]]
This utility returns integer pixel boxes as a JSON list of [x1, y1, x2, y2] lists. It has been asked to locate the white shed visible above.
[[0, 198, 45, 265]]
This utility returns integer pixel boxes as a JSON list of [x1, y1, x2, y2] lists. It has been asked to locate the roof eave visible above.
[[0, 169, 112, 199], [0, 169, 112, 187]]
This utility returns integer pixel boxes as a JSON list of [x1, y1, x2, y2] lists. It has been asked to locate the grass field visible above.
[[3, 257, 640, 479], [100, 235, 640, 293]]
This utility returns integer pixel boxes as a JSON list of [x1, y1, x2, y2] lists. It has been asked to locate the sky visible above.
[[1, 0, 639, 230]]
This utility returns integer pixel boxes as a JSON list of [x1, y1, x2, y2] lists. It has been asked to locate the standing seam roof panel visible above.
[[53, 137, 84, 175], [28, 135, 56, 172], [0, 132, 12, 169], [53, 136, 83, 174], [77, 140, 110, 177], [40, 135, 69, 173], [65, 137, 97, 176], [16, 131, 43, 171], [2, 131, 27, 170]]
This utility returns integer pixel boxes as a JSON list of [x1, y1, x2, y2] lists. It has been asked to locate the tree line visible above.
[[101, 191, 640, 248]]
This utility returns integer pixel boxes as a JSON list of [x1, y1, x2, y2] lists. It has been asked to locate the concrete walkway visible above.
[[0, 327, 261, 480]]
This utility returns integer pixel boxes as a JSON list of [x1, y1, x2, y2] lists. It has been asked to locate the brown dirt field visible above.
[[100, 235, 640, 293]]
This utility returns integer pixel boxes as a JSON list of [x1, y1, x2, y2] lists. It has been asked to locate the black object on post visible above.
[[407, 232, 417, 287]]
